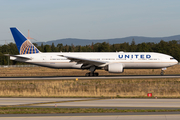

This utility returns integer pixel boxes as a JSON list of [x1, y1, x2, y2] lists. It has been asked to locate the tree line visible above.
[[0, 40, 180, 65]]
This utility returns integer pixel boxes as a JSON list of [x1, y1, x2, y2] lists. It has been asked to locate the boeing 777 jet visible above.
[[6, 27, 178, 76]]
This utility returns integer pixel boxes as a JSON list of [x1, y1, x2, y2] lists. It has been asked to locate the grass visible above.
[[0, 78, 180, 97], [0, 65, 180, 97], [0, 65, 179, 77], [0, 107, 180, 114]]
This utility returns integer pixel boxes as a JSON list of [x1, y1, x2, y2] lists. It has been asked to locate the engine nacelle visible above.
[[105, 63, 124, 73]]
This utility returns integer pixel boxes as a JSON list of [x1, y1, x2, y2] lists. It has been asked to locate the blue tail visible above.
[[10, 27, 40, 55]]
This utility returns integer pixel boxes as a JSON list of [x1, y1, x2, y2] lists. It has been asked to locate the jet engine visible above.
[[104, 63, 124, 73]]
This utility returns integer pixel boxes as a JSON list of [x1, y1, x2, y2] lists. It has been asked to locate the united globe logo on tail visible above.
[[20, 40, 40, 55], [10, 27, 40, 55]]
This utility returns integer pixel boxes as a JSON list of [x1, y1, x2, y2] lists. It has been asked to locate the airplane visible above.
[[6, 27, 178, 76]]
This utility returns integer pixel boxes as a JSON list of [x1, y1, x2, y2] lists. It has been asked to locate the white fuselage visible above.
[[10, 52, 178, 70]]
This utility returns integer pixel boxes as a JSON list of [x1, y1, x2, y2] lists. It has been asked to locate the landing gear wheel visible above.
[[94, 72, 99, 76], [85, 66, 99, 77], [160, 71, 165, 75], [85, 72, 90, 76], [160, 68, 166, 76], [85, 72, 99, 76]]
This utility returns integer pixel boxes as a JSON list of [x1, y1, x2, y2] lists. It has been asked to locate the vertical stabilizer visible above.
[[10, 27, 40, 55]]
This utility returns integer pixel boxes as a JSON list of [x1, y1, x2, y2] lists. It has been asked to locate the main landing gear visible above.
[[160, 68, 167, 75], [85, 72, 99, 76], [85, 66, 99, 76]]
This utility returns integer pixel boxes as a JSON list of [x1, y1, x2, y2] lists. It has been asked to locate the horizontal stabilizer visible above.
[[4, 54, 32, 60]]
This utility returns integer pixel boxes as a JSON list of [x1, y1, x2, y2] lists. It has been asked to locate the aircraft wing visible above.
[[4, 54, 32, 60], [59, 55, 107, 66]]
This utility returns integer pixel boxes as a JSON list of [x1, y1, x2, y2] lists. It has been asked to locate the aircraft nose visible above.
[[175, 59, 178, 64], [173, 59, 178, 65]]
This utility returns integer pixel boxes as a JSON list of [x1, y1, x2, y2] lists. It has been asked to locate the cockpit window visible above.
[[170, 58, 174, 60]]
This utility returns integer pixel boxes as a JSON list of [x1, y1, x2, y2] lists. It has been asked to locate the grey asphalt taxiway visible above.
[[1, 98, 180, 109], [1, 113, 180, 120], [1, 98, 180, 119], [0, 74, 180, 80]]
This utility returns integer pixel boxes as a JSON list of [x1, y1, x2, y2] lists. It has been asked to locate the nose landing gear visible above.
[[160, 68, 167, 75]]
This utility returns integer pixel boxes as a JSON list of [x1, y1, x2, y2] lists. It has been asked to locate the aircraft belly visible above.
[[123, 62, 173, 69]]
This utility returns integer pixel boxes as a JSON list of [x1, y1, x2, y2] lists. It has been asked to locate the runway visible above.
[[0, 74, 180, 80]]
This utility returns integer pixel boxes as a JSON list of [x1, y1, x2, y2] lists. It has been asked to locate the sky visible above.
[[0, 0, 180, 44]]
